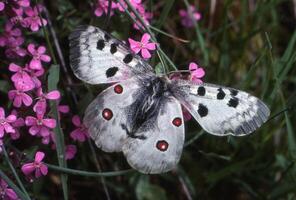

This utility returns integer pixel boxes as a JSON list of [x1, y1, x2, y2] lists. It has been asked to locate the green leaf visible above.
[[268, 182, 296, 199], [47, 64, 68, 200], [0, 80, 10, 93], [154, 63, 165, 75], [136, 176, 167, 200]]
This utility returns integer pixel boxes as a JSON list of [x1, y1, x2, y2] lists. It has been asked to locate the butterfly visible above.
[[69, 25, 270, 174]]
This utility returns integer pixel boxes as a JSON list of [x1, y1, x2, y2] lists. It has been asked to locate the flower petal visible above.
[[27, 43, 36, 54], [70, 129, 86, 142], [21, 163, 35, 175], [72, 115, 81, 127], [37, 46, 46, 54], [4, 123, 15, 133], [65, 145, 77, 160], [29, 126, 40, 135], [25, 116, 37, 126], [21, 93, 33, 106], [145, 43, 156, 50], [141, 48, 151, 59], [29, 59, 42, 70], [8, 63, 21, 72], [45, 90, 60, 100], [141, 33, 151, 44], [192, 67, 205, 78], [6, 114, 16, 122], [189, 62, 198, 71], [40, 164, 48, 175], [42, 119, 56, 128], [40, 127, 50, 137], [35, 151, 45, 162], [40, 54, 51, 62], [58, 105, 70, 113]]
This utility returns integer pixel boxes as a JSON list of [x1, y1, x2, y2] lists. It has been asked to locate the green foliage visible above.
[[1, 0, 295, 199]]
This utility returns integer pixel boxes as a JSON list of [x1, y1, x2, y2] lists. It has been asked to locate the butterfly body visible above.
[[69, 25, 270, 174], [122, 76, 171, 138]]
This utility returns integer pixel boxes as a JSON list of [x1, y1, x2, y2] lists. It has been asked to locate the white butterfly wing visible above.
[[122, 97, 185, 174], [172, 80, 270, 136], [83, 78, 141, 152], [69, 25, 153, 84]]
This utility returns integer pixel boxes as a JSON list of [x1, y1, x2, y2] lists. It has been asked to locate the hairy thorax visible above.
[[123, 76, 172, 138]]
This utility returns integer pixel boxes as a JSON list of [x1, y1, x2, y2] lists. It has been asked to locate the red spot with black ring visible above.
[[156, 140, 169, 151], [172, 117, 182, 127], [114, 84, 123, 94], [102, 108, 113, 120]]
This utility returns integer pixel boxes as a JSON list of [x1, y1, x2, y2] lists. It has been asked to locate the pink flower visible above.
[[58, 105, 70, 114], [9, 63, 35, 91], [14, 0, 30, 8], [0, 107, 16, 138], [128, 33, 156, 59], [41, 131, 55, 145], [8, 86, 33, 108], [94, 0, 117, 17], [33, 88, 60, 115], [117, 0, 142, 12], [25, 65, 44, 88], [0, 179, 18, 200], [10, 110, 25, 140], [23, 5, 47, 32], [21, 151, 48, 178], [179, 5, 201, 28], [0, 2, 5, 11], [65, 145, 77, 160], [25, 112, 56, 137], [27, 43, 51, 70], [189, 62, 205, 84], [70, 115, 88, 142], [0, 22, 22, 47], [4, 36, 26, 58]]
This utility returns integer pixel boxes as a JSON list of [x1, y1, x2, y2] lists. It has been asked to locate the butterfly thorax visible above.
[[123, 77, 171, 139]]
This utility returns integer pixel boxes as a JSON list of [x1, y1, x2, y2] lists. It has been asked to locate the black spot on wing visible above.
[[228, 97, 239, 108], [230, 89, 238, 96], [217, 88, 226, 100], [97, 39, 105, 50], [110, 43, 118, 54], [123, 54, 133, 64], [198, 104, 208, 117], [197, 86, 206, 96], [106, 67, 119, 78]]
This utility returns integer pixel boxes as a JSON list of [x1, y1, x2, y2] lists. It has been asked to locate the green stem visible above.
[[46, 164, 134, 177], [35, 1, 68, 198], [0, 169, 29, 200], [2, 146, 31, 199], [35, 0, 57, 64], [182, 0, 209, 65]]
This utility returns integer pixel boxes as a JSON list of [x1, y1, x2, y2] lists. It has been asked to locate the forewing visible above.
[[69, 25, 154, 84], [122, 97, 185, 174], [172, 80, 270, 136], [84, 78, 141, 152]]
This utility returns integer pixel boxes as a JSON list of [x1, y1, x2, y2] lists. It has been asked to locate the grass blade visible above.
[[0, 169, 29, 200], [47, 65, 68, 200], [46, 164, 134, 177], [2, 145, 31, 199]]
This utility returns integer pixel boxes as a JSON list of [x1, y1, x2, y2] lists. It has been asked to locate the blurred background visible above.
[[0, 0, 296, 199]]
